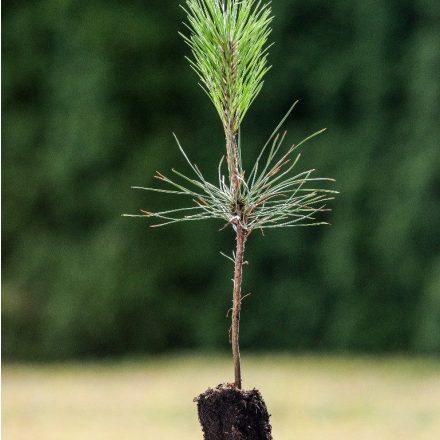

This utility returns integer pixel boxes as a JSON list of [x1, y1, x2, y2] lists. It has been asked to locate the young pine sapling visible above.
[[125, 1, 337, 437]]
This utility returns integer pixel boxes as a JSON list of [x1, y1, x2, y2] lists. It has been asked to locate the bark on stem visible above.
[[225, 130, 240, 198], [222, 32, 243, 386], [226, 125, 244, 388], [231, 223, 246, 389]]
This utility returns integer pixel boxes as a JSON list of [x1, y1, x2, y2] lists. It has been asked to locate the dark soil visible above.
[[194, 383, 272, 440]]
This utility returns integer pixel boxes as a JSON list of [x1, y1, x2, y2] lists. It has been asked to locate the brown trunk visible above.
[[225, 121, 245, 389], [231, 224, 246, 389], [226, 131, 240, 198]]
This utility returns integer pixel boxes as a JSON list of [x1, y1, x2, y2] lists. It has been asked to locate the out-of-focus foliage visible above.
[[2, 0, 440, 359]]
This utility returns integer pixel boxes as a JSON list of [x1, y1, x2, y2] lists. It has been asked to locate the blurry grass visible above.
[[2, 354, 440, 440]]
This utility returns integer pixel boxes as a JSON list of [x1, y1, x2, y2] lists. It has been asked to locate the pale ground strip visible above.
[[3, 355, 440, 439]]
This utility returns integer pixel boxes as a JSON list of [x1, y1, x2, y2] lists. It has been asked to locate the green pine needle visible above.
[[181, 0, 272, 131], [125, 110, 338, 231]]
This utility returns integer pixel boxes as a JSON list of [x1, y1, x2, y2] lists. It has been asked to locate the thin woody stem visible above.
[[223, 24, 243, 389], [227, 123, 243, 388], [224, 71, 243, 386], [231, 223, 246, 389], [222, 34, 240, 199], [226, 130, 240, 199]]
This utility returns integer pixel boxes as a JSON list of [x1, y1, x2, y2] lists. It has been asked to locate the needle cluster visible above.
[[181, 0, 272, 132], [124, 102, 337, 232]]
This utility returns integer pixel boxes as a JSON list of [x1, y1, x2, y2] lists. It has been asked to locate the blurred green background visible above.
[[2, 0, 440, 360]]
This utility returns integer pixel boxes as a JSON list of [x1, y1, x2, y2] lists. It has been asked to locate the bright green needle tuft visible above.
[[181, 0, 272, 132]]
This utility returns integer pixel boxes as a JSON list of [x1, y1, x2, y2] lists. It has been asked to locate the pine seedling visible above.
[[125, 0, 337, 390]]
